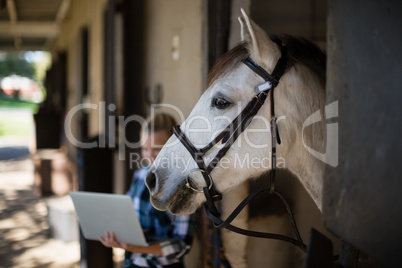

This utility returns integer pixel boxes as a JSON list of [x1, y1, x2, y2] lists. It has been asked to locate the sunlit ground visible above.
[[0, 108, 125, 268], [0, 109, 80, 268]]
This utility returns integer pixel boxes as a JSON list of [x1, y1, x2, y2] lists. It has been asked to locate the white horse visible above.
[[145, 9, 327, 216]]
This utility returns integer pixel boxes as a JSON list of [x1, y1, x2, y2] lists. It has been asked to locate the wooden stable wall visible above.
[[325, 0, 402, 266], [139, 1, 205, 267]]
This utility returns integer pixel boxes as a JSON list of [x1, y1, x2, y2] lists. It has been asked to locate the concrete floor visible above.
[[0, 106, 125, 268], [0, 124, 80, 267]]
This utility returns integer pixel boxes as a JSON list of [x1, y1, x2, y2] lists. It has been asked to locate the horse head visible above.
[[146, 9, 326, 215]]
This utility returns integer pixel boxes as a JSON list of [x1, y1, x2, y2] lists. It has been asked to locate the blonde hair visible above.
[[142, 113, 177, 136]]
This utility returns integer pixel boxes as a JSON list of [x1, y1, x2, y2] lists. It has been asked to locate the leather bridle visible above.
[[172, 44, 307, 251]]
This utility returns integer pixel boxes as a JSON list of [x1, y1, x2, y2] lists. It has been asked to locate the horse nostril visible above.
[[145, 170, 157, 192]]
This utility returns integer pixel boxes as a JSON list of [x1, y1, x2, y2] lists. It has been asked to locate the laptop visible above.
[[69, 191, 151, 246]]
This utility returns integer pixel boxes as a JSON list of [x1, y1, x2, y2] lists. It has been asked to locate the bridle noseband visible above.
[[172, 44, 307, 251]]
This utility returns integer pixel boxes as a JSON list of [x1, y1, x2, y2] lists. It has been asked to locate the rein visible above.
[[172, 44, 307, 252]]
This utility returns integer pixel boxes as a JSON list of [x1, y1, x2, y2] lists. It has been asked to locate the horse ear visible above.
[[238, 13, 248, 43], [238, 8, 279, 67]]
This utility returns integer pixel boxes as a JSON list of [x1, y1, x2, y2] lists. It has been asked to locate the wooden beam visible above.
[[0, 22, 59, 38], [55, 0, 71, 23], [6, 0, 20, 51], [6, 0, 18, 24], [0, 45, 50, 51], [14, 36, 21, 49]]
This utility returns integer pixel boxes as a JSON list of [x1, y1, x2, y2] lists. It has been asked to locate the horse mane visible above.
[[276, 35, 326, 83], [207, 35, 326, 87]]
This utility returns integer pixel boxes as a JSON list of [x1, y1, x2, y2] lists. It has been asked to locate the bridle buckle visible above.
[[254, 81, 272, 93]]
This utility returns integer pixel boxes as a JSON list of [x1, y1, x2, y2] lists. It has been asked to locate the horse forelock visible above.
[[207, 42, 250, 87]]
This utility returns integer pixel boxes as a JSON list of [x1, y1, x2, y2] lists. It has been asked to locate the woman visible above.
[[100, 113, 194, 268]]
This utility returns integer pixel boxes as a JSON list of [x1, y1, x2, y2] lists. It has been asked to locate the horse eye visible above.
[[213, 97, 231, 109]]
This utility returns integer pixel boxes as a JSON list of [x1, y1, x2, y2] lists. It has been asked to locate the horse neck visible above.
[[275, 64, 326, 211]]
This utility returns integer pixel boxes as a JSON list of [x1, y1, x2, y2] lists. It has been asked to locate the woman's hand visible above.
[[99, 232, 128, 249], [99, 231, 162, 255]]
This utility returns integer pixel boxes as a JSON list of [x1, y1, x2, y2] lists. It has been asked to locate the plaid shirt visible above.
[[125, 167, 194, 268]]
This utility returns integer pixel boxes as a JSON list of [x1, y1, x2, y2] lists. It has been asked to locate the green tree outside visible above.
[[0, 52, 36, 80]]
